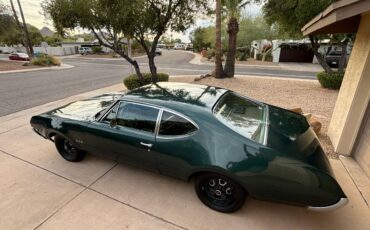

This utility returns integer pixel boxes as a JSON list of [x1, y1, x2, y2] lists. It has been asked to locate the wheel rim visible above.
[[201, 177, 235, 207], [63, 139, 77, 157]]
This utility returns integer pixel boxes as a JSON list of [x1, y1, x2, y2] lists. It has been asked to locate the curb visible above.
[[0, 63, 74, 74], [188, 52, 282, 69], [170, 74, 317, 81], [70, 55, 147, 61]]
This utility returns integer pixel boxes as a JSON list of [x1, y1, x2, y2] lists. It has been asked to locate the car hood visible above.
[[47, 93, 123, 121]]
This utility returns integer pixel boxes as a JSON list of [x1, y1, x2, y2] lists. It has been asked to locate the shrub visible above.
[[31, 54, 61, 66], [317, 71, 344, 89], [236, 50, 249, 61], [207, 49, 215, 60], [92, 46, 103, 54], [265, 53, 273, 62], [124, 73, 169, 90]]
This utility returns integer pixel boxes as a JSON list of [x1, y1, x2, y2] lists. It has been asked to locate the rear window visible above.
[[214, 93, 267, 144]]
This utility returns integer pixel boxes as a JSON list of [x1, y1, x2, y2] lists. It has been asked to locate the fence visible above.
[[0, 46, 79, 56]]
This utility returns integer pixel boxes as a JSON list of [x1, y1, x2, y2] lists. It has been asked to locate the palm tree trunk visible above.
[[224, 17, 239, 78], [214, 0, 226, 79]]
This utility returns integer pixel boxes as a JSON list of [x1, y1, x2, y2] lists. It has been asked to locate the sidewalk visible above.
[[189, 52, 324, 72], [0, 63, 74, 75], [1, 81, 370, 229]]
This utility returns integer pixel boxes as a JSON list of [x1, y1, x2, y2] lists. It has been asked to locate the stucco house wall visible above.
[[327, 12, 370, 179]]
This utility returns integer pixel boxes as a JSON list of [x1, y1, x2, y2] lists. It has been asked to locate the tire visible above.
[[54, 135, 86, 162], [195, 173, 246, 213]]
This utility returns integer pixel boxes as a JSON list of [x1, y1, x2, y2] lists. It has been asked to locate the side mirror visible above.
[[110, 119, 117, 128]]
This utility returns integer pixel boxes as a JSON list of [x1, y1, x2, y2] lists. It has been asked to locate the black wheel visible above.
[[195, 173, 246, 213], [54, 135, 86, 162]]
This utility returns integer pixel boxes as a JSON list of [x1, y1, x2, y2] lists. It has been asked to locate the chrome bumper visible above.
[[307, 198, 348, 211]]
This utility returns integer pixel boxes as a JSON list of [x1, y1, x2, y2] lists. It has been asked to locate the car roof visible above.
[[122, 82, 228, 116]]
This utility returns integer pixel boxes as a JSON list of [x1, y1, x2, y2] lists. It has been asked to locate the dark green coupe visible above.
[[31, 82, 347, 213]]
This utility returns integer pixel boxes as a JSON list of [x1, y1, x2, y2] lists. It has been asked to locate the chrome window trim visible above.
[[156, 108, 199, 139], [154, 109, 164, 136], [263, 106, 269, 146], [100, 100, 161, 135], [97, 99, 199, 138], [96, 100, 120, 122]]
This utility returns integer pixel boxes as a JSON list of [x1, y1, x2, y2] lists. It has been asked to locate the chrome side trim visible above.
[[307, 198, 348, 211]]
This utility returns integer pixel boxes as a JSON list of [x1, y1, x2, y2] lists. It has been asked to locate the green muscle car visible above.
[[30, 82, 347, 213]]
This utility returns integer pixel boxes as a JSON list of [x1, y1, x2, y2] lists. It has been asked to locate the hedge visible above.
[[123, 73, 169, 90], [317, 71, 345, 90]]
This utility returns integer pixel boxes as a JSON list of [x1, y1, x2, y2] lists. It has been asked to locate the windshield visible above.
[[214, 93, 268, 144]]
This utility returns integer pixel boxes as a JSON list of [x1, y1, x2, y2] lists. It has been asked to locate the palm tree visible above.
[[222, 0, 249, 77], [214, 0, 226, 79]]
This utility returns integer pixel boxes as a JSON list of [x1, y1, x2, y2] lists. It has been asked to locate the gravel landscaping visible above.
[[0, 60, 38, 71], [170, 75, 339, 158]]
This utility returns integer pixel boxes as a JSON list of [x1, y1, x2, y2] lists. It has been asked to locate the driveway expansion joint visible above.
[[0, 149, 187, 229]]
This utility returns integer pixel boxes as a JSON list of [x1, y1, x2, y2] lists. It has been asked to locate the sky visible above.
[[15, 0, 262, 43]]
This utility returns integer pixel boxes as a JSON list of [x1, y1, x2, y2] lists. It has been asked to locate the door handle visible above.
[[140, 142, 153, 148]]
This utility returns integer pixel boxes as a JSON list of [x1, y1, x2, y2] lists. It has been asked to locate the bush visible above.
[[92, 46, 103, 54], [317, 71, 344, 89], [31, 54, 61, 66], [265, 53, 273, 62], [207, 49, 215, 60], [124, 73, 169, 90], [236, 51, 249, 61]]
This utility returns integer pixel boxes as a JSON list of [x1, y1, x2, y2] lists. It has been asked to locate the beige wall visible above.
[[328, 12, 370, 155], [354, 109, 370, 177]]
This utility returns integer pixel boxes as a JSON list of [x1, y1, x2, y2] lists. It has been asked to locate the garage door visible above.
[[279, 46, 314, 63], [354, 108, 370, 178]]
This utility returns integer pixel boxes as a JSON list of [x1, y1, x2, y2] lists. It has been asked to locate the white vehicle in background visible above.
[[155, 48, 162, 56], [79, 47, 92, 55], [174, 43, 185, 50]]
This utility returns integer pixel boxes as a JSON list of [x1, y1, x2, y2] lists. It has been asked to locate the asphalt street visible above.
[[0, 50, 316, 117]]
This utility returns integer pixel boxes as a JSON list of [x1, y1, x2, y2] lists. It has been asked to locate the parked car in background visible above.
[[325, 50, 349, 67], [155, 48, 162, 56], [8, 53, 29, 61], [30, 82, 347, 213], [79, 47, 93, 55]]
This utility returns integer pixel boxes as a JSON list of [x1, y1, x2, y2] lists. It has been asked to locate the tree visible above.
[[260, 0, 336, 73], [16, 0, 34, 56], [0, 2, 42, 47], [214, 0, 226, 78], [173, 38, 182, 44], [44, 34, 62, 46], [222, 0, 249, 77], [43, 0, 208, 83], [190, 27, 212, 52]]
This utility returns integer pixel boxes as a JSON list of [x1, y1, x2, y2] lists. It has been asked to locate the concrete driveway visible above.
[[0, 84, 369, 230]]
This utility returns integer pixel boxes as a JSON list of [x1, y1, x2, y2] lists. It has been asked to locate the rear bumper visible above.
[[307, 198, 348, 211]]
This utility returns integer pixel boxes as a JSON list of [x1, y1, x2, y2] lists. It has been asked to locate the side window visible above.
[[159, 111, 197, 136], [103, 103, 119, 122], [116, 102, 159, 133]]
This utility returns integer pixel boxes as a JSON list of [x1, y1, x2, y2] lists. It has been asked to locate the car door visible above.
[[85, 101, 160, 172], [153, 110, 201, 180]]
